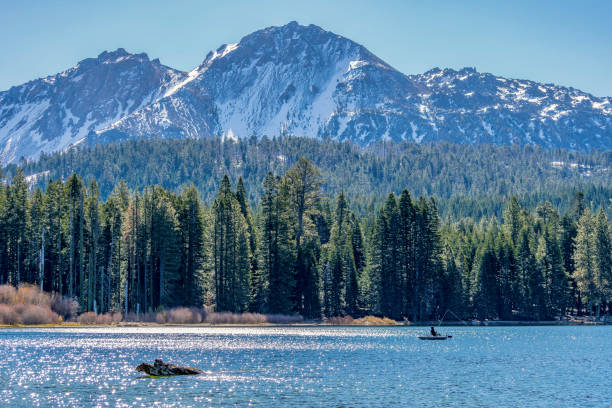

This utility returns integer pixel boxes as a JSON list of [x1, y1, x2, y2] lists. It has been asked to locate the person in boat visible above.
[[430, 326, 440, 337]]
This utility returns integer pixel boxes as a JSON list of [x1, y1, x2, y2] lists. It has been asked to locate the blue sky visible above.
[[2, 0, 611, 96]]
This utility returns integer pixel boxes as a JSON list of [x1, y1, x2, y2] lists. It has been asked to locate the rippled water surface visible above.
[[0, 326, 611, 407]]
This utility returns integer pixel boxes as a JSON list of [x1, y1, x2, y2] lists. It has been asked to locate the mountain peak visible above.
[[267, 20, 322, 34], [96, 48, 150, 64], [459, 66, 477, 74], [2, 23, 612, 165], [237, 21, 342, 48], [423, 66, 479, 76], [98, 47, 130, 59]]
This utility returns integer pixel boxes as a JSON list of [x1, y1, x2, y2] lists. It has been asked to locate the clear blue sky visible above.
[[2, 0, 611, 96]]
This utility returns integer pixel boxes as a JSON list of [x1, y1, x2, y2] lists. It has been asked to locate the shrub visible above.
[[352, 316, 400, 326], [243, 313, 267, 324], [94, 313, 113, 325], [326, 316, 354, 325], [155, 311, 167, 324], [165, 307, 204, 324], [76, 312, 117, 325], [76, 312, 99, 324], [0, 284, 78, 323], [0, 285, 17, 304], [123, 311, 157, 322], [0, 304, 19, 325], [19, 304, 60, 325], [203, 311, 302, 324], [123, 312, 138, 322], [205, 312, 244, 324], [51, 295, 80, 320], [15, 284, 52, 307], [265, 314, 304, 324], [324, 315, 400, 326]]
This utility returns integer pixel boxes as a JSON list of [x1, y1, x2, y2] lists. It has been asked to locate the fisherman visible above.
[[430, 326, 439, 337]]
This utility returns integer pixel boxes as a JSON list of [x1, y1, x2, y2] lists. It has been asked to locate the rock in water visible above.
[[136, 359, 203, 376]]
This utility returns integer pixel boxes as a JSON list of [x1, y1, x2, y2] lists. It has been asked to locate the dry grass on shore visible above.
[[0, 284, 304, 327], [325, 315, 402, 326]]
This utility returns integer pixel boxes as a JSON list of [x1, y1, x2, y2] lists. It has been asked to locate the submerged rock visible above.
[[136, 359, 203, 376]]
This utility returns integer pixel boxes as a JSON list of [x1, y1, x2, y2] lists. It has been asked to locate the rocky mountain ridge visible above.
[[1, 22, 610, 164]]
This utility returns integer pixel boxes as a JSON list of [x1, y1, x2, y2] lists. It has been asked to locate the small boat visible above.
[[418, 335, 451, 340]]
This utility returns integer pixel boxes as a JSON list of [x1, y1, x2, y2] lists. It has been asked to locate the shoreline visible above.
[[1, 319, 609, 329]]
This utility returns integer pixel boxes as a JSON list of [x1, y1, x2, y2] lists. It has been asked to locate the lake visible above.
[[0, 326, 610, 407]]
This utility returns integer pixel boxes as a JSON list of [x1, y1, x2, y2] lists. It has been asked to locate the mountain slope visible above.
[[8, 136, 612, 219], [96, 22, 612, 150], [102, 22, 428, 144], [409, 67, 612, 149], [0, 49, 185, 162], [1, 22, 611, 164]]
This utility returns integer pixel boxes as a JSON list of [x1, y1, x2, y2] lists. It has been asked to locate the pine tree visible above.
[[122, 194, 141, 313], [560, 213, 579, 313], [351, 215, 366, 279], [398, 190, 415, 319], [299, 236, 321, 319], [504, 196, 523, 247], [573, 209, 601, 316], [66, 174, 85, 300], [26, 188, 45, 287], [518, 228, 545, 319], [178, 185, 205, 306], [0, 171, 7, 285], [282, 158, 323, 317], [5, 170, 28, 286], [475, 234, 499, 319], [213, 176, 250, 312], [151, 188, 182, 308], [496, 233, 516, 319], [538, 223, 568, 317], [441, 242, 466, 317], [104, 183, 127, 311], [85, 180, 101, 312], [571, 192, 586, 219], [236, 178, 259, 311], [327, 191, 351, 316], [373, 193, 401, 319], [42, 180, 66, 294], [416, 198, 444, 320], [260, 173, 295, 314], [594, 209, 612, 316]]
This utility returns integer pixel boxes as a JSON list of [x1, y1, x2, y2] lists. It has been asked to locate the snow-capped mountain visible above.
[[0, 49, 185, 163], [408, 67, 612, 148], [1, 22, 611, 164]]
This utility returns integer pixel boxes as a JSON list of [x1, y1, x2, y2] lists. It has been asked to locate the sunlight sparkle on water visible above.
[[0, 326, 610, 407]]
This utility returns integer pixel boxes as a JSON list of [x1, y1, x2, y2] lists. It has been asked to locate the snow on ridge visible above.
[[348, 60, 369, 71], [102, 55, 131, 64], [163, 69, 200, 98], [207, 43, 240, 64]]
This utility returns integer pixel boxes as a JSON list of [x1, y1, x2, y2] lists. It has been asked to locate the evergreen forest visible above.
[[5, 136, 612, 220], [1, 156, 610, 320]]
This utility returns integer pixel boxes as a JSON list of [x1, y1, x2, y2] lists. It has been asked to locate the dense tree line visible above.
[[6, 136, 612, 220], [0, 161, 610, 320]]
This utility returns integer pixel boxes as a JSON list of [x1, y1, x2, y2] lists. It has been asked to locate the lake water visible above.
[[0, 326, 610, 407]]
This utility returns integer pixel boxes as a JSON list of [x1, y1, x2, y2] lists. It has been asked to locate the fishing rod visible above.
[[434, 309, 470, 338]]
